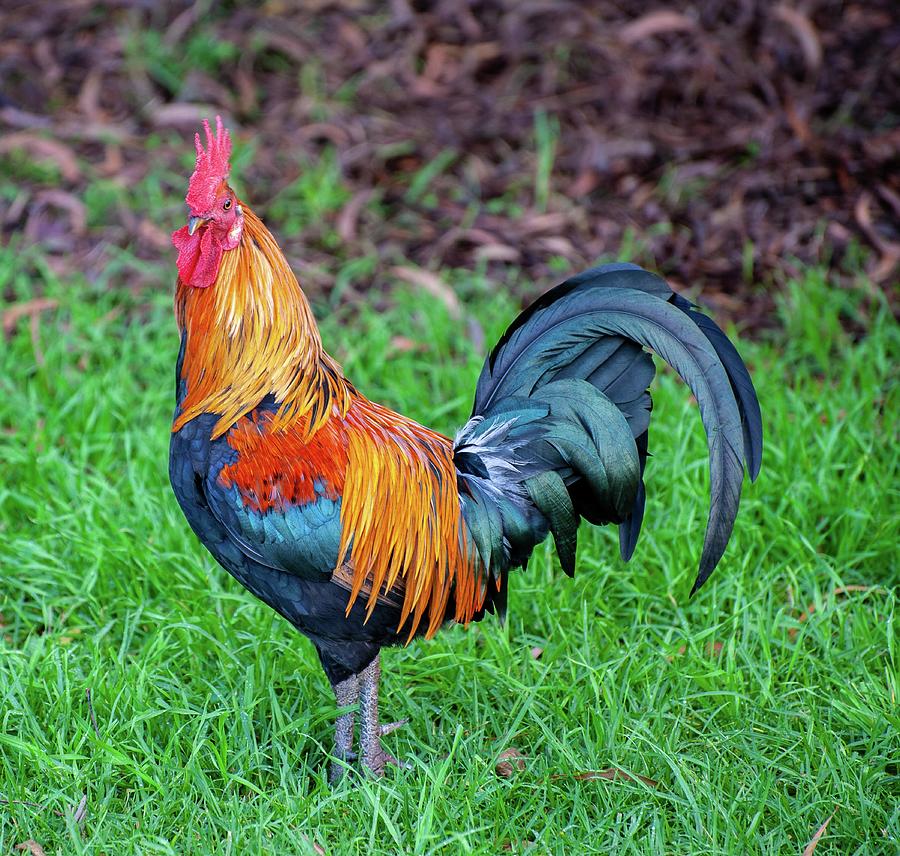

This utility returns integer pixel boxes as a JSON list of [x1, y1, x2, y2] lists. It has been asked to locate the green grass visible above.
[[0, 245, 897, 854], [533, 110, 559, 214]]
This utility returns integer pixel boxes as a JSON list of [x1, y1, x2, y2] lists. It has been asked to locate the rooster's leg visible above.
[[358, 655, 410, 776], [329, 674, 359, 784]]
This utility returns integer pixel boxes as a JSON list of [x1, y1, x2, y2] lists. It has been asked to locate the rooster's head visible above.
[[172, 116, 244, 288]]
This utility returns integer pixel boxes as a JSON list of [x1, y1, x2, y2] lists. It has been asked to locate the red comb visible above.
[[185, 115, 232, 214]]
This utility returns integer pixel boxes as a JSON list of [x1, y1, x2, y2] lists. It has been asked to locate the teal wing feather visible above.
[[204, 444, 342, 582]]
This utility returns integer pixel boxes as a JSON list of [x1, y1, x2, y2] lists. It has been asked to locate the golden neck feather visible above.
[[173, 206, 352, 439]]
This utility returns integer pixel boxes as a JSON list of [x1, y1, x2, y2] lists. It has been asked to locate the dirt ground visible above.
[[2, 1, 897, 329]]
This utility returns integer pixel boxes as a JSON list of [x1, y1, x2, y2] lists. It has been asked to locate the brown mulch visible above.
[[1, 1, 897, 329]]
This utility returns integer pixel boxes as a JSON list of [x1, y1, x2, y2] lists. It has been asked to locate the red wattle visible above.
[[172, 225, 223, 289]]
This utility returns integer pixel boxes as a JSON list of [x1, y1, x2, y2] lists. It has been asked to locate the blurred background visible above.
[[2, 0, 897, 330]]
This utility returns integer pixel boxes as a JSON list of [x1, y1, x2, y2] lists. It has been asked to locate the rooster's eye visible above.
[[223, 198, 233, 211]]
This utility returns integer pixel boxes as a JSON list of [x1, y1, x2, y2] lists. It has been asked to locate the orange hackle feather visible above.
[[175, 203, 484, 639], [175, 206, 352, 440]]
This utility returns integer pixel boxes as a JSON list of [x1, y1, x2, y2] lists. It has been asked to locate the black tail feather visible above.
[[463, 263, 762, 593], [670, 294, 763, 481]]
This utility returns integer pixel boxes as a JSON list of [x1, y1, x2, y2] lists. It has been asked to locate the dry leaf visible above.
[[71, 793, 88, 825], [620, 11, 696, 44], [152, 103, 221, 129], [560, 768, 659, 787], [336, 190, 373, 243], [495, 747, 526, 778], [803, 807, 838, 855], [390, 266, 461, 319], [774, 5, 822, 74], [388, 335, 424, 354], [15, 841, 47, 856], [137, 219, 173, 250], [536, 236, 576, 257], [517, 212, 569, 237], [300, 835, 326, 855], [3, 299, 59, 339], [583, 768, 658, 787], [59, 627, 83, 646], [466, 317, 485, 352], [77, 68, 104, 122], [667, 640, 723, 661], [473, 243, 520, 263], [854, 193, 888, 253], [36, 189, 87, 236], [833, 585, 870, 596]]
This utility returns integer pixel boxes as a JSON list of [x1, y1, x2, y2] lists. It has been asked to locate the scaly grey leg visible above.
[[330, 674, 359, 784]]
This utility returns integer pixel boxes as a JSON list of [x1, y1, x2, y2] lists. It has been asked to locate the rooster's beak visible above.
[[187, 216, 207, 236]]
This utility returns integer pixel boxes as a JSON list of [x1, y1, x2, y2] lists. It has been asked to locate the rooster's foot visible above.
[[363, 745, 412, 777]]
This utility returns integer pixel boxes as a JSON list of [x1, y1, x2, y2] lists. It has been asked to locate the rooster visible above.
[[169, 118, 762, 780]]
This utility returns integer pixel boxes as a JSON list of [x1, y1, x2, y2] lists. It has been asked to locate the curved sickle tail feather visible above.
[[456, 263, 762, 596]]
